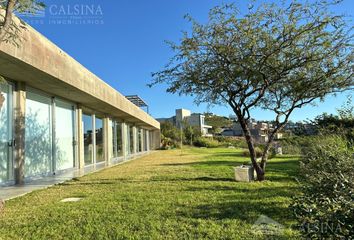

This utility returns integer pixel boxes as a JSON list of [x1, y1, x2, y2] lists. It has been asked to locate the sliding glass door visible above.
[[25, 90, 52, 177], [112, 121, 123, 158], [55, 99, 75, 171], [95, 116, 104, 163], [83, 113, 93, 166], [0, 82, 13, 183]]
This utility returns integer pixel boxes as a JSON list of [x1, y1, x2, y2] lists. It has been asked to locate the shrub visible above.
[[242, 147, 263, 158], [214, 136, 248, 149], [291, 134, 354, 239], [279, 136, 313, 155], [193, 137, 220, 148]]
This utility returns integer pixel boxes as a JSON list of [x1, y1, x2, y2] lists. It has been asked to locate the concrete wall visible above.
[[0, 13, 161, 186], [0, 13, 159, 130]]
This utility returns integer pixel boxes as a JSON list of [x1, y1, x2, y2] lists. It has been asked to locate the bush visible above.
[[242, 147, 263, 158], [193, 137, 220, 148], [291, 134, 354, 239], [214, 136, 248, 149], [279, 136, 313, 155], [160, 135, 181, 150]]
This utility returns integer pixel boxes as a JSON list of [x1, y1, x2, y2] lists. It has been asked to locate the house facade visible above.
[[158, 109, 212, 136], [0, 17, 160, 186], [227, 119, 283, 143]]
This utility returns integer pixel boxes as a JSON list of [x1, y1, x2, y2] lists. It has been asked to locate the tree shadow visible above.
[[176, 185, 299, 223]]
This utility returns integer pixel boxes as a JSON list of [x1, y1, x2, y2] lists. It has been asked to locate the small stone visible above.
[[60, 197, 83, 202]]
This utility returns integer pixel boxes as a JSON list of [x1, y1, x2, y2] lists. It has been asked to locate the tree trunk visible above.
[[260, 123, 286, 171], [260, 134, 275, 172], [235, 111, 265, 181]]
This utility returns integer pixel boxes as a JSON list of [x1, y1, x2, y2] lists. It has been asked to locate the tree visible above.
[[0, 0, 45, 108], [313, 96, 354, 142], [150, 0, 354, 180], [184, 124, 201, 145], [0, 0, 44, 44]]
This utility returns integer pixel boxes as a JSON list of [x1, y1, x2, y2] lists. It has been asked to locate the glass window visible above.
[[111, 120, 116, 158], [55, 99, 75, 171], [112, 121, 123, 158], [95, 117, 104, 162], [0, 82, 13, 182], [125, 124, 129, 155], [138, 128, 142, 152], [116, 121, 123, 157], [25, 90, 52, 177], [129, 125, 134, 154], [135, 127, 139, 152], [144, 130, 148, 151], [83, 113, 93, 165]]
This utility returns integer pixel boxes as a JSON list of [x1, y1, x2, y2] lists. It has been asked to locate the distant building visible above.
[[158, 109, 212, 136], [284, 121, 316, 135], [221, 118, 283, 143]]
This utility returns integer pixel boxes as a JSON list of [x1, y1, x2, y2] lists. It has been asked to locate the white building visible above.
[[159, 109, 212, 136]]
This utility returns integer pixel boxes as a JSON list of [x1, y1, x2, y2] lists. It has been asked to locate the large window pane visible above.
[[83, 113, 93, 165], [125, 124, 130, 155], [136, 127, 139, 152], [0, 83, 12, 182], [144, 130, 148, 151], [138, 128, 142, 152], [129, 125, 134, 154], [112, 121, 123, 158], [25, 91, 52, 177], [95, 117, 104, 162], [55, 99, 75, 171]]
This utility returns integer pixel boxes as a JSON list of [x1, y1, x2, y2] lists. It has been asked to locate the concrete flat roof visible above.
[[0, 13, 159, 130]]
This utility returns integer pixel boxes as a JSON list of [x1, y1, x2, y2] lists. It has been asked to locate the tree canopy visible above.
[[0, 0, 44, 44], [150, 0, 354, 180]]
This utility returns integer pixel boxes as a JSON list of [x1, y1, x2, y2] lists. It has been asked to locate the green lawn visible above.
[[0, 148, 301, 239]]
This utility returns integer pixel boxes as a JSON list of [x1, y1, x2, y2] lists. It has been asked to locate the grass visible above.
[[0, 147, 301, 240]]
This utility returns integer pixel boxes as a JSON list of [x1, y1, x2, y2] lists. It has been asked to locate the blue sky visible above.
[[20, 0, 353, 121]]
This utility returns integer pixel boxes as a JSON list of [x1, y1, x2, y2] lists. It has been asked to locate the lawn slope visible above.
[[0, 148, 300, 240]]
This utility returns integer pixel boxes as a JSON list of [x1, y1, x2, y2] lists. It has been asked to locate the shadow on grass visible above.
[[177, 186, 299, 223], [176, 199, 291, 223]]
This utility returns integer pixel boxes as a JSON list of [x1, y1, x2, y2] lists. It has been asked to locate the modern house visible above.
[[0, 16, 160, 187], [157, 109, 212, 136], [223, 119, 283, 143]]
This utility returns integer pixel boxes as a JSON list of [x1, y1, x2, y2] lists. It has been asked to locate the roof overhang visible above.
[[0, 12, 159, 130]]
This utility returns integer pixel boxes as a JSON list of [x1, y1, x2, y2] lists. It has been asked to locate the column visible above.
[[103, 117, 112, 165], [121, 122, 127, 159], [14, 82, 26, 185]]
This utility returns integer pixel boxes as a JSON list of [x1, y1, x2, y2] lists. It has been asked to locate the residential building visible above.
[[223, 119, 283, 143], [158, 109, 212, 136], [0, 17, 160, 187]]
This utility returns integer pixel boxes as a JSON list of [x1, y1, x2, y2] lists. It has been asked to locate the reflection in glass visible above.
[[25, 91, 52, 177], [138, 128, 142, 152], [55, 100, 75, 171], [112, 121, 123, 158], [0, 83, 12, 182], [129, 125, 134, 154], [144, 129, 148, 151], [83, 113, 93, 165], [95, 117, 104, 162], [135, 127, 139, 152]]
